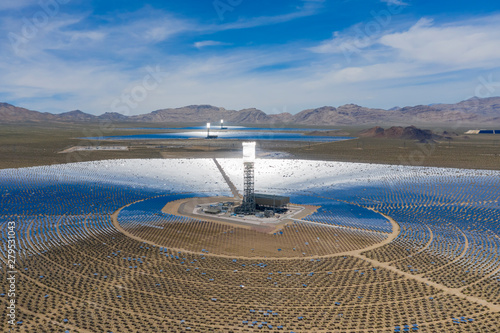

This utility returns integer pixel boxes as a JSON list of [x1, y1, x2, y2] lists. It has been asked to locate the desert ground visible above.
[[0, 122, 499, 170]]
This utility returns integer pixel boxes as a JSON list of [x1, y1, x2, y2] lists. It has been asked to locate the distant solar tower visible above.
[[220, 119, 224, 129], [240, 142, 256, 214], [206, 122, 211, 138]]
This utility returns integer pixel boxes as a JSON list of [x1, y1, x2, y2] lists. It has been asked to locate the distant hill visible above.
[[1, 96, 499, 125], [99, 112, 129, 121], [359, 126, 441, 141], [0, 102, 57, 122], [57, 110, 98, 122]]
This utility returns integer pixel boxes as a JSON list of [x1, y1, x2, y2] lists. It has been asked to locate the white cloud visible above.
[[141, 17, 192, 43], [300, 61, 425, 93], [380, 16, 500, 68], [2, 14, 89, 59], [0, 58, 130, 109], [309, 28, 378, 55], [214, 0, 324, 31], [1, 8, 195, 62], [70, 31, 106, 42], [194, 40, 231, 49], [309, 14, 500, 72]]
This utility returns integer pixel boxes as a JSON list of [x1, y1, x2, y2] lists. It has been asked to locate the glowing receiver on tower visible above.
[[242, 142, 256, 162]]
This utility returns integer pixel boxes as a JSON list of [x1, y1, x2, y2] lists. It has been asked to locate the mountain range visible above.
[[1, 96, 499, 125]]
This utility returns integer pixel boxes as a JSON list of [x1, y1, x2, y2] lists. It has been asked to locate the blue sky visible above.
[[1, 0, 500, 115]]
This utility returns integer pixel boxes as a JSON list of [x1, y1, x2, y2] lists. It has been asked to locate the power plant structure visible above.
[[220, 119, 227, 129], [239, 142, 256, 214], [235, 142, 290, 215], [206, 122, 218, 139]]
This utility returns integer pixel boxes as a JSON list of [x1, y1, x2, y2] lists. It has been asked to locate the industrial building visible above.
[[465, 129, 500, 134], [255, 193, 290, 211]]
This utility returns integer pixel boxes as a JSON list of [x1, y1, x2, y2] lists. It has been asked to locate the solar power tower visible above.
[[240, 142, 256, 214]]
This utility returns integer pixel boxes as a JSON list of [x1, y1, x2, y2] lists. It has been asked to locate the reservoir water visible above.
[[85, 127, 354, 142]]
